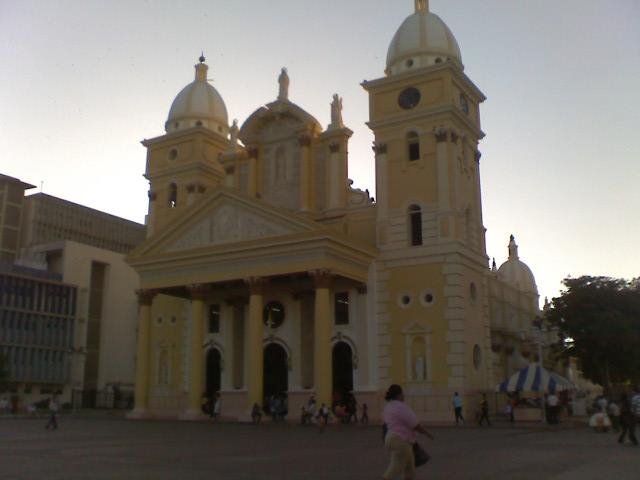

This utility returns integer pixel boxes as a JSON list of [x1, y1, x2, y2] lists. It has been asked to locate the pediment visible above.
[[168, 201, 296, 252], [132, 188, 321, 258], [240, 100, 321, 143], [402, 322, 432, 334]]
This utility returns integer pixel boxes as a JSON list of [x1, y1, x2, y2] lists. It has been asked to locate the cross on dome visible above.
[[415, 0, 429, 12]]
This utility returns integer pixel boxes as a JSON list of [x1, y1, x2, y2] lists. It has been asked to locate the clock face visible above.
[[398, 87, 421, 110]]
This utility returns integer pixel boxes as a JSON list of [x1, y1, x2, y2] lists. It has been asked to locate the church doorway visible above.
[[263, 343, 288, 417], [206, 348, 221, 398], [332, 341, 354, 400]]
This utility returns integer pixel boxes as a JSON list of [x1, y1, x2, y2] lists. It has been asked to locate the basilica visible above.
[[126, 0, 541, 421]]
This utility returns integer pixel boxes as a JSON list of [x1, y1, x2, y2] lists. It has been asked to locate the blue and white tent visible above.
[[496, 364, 575, 394]]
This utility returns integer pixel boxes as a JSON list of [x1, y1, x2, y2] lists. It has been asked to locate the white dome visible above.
[[386, 2, 463, 76], [497, 236, 538, 294], [165, 59, 229, 136]]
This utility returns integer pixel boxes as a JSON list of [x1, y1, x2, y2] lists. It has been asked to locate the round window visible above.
[[263, 301, 285, 328], [420, 290, 435, 307], [473, 344, 482, 370], [406, 59, 414, 68], [168, 148, 178, 161], [398, 293, 412, 308]]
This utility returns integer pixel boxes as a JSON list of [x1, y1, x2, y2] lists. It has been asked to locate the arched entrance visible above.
[[263, 343, 288, 414], [206, 348, 221, 397], [332, 341, 354, 399]]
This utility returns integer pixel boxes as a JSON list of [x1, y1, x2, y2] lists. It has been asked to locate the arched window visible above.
[[407, 131, 420, 161], [408, 204, 422, 246], [168, 183, 177, 208]]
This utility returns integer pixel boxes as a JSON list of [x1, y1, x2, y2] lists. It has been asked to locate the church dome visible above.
[[386, 1, 463, 76], [497, 235, 538, 294], [165, 57, 229, 136]]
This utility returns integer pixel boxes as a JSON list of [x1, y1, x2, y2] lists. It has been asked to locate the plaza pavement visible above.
[[0, 415, 638, 479]]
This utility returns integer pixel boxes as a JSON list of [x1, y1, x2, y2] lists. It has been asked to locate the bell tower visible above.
[[364, 2, 493, 401], [142, 56, 230, 236]]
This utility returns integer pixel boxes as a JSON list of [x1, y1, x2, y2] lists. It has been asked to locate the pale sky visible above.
[[1, 0, 639, 303]]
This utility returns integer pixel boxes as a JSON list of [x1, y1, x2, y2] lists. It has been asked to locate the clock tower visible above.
[[364, 0, 494, 402]]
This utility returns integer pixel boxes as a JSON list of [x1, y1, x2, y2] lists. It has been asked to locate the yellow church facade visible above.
[[127, 1, 541, 421]]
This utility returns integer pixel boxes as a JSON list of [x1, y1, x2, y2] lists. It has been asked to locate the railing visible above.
[[71, 388, 133, 409]]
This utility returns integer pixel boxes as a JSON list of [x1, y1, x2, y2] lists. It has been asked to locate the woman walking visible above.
[[382, 384, 434, 480], [618, 393, 638, 446]]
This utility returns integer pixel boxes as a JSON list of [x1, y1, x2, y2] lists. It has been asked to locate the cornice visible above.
[[141, 126, 229, 149], [367, 104, 485, 140], [362, 63, 486, 102]]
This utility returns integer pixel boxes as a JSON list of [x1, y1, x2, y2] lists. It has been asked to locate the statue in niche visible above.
[[414, 355, 426, 381], [329, 94, 344, 129], [278, 67, 289, 101]]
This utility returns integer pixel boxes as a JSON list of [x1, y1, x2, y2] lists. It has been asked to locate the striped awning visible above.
[[496, 364, 576, 393]]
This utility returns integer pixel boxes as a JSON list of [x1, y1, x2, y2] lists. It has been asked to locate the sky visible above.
[[1, 0, 639, 303]]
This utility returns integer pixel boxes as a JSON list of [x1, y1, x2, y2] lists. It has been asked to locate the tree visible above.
[[545, 276, 640, 390]]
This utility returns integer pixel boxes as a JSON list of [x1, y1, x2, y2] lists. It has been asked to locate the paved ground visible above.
[[1, 416, 639, 479]]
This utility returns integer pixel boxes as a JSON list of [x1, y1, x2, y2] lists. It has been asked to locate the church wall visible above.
[[384, 263, 447, 386], [148, 294, 187, 412], [368, 75, 447, 123], [260, 140, 301, 211]]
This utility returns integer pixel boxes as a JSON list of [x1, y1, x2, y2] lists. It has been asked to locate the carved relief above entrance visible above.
[[168, 203, 294, 251]]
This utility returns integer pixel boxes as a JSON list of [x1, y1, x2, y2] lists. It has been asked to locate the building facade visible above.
[[0, 177, 145, 407], [0, 262, 77, 402], [127, 1, 543, 421]]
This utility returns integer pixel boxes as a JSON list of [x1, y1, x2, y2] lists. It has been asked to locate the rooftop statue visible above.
[[278, 67, 289, 101], [329, 94, 344, 129], [229, 119, 239, 146]]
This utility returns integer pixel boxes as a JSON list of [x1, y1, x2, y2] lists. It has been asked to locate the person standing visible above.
[[547, 393, 559, 424], [360, 403, 369, 425], [478, 394, 491, 427], [45, 395, 59, 430], [251, 403, 262, 424], [316, 403, 330, 433], [631, 388, 640, 421], [382, 384, 434, 480], [452, 392, 464, 425], [618, 393, 638, 445], [211, 392, 221, 422], [608, 400, 621, 432]]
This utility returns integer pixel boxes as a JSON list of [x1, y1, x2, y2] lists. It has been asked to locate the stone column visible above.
[[327, 143, 341, 209], [131, 289, 156, 418], [247, 148, 259, 197], [183, 284, 208, 418], [311, 269, 333, 407], [146, 191, 157, 238], [373, 142, 388, 245], [224, 165, 236, 188], [435, 128, 450, 210], [298, 135, 312, 211], [245, 277, 265, 409]]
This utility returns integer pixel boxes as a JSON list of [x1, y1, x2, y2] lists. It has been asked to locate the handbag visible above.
[[413, 441, 430, 467]]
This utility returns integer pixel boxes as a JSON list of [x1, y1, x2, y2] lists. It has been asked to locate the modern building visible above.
[[0, 262, 77, 402], [126, 1, 546, 421], [0, 174, 36, 263], [0, 176, 145, 407]]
